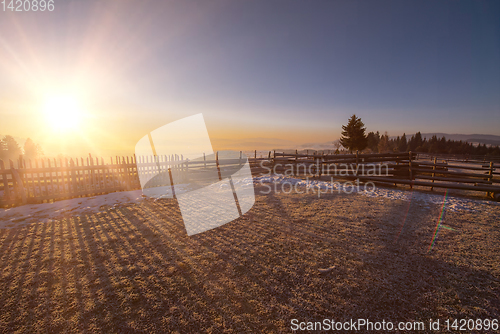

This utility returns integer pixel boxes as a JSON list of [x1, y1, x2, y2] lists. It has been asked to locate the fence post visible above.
[[81, 158, 88, 192], [20, 156, 28, 197], [355, 150, 359, 178], [26, 159, 32, 199], [123, 157, 131, 190], [268, 151, 272, 175], [273, 150, 277, 175], [70, 159, 77, 195], [133, 155, 138, 189], [168, 167, 176, 199], [216, 151, 222, 181], [48, 159, 55, 197], [11, 168, 27, 205], [9, 159, 24, 204], [409, 151, 413, 189], [487, 161, 494, 197], [394, 156, 399, 186], [90, 154, 96, 192], [295, 149, 298, 176], [184, 157, 189, 183], [431, 157, 437, 191], [0, 160, 10, 202], [317, 152, 322, 178]]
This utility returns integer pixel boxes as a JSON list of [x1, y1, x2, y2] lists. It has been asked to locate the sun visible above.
[[42, 95, 83, 131]]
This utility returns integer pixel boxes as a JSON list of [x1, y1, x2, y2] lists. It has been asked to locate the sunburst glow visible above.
[[42, 95, 83, 131]]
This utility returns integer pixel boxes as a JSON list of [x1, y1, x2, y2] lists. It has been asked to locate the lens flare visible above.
[[395, 190, 414, 243], [428, 189, 456, 252]]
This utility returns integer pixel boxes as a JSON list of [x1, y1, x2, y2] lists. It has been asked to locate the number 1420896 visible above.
[[2, 0, 54, 12]]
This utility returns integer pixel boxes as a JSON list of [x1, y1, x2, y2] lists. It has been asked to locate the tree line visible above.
[[0, 135, 43, 164], [340, 115, 500, 156]]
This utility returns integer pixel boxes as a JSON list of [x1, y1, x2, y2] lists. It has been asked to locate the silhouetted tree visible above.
[[407, 132, 424, 151], [366, 131, 380, 152], [23, 138, 43, 160], [340, 114, 368, 153], [378, 132, 390, 153], [1, 135, 21, 163], [0, 139, 6, 162], [398, 133, 407, 152], [378, 132, 500, 157]]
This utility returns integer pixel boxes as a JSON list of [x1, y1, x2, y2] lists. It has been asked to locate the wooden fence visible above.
[[270, 150, 500, 200], [0, 156, 141, 206], [0, 152, 268, 207], [417, 152, 500, 164], [1, 150, 499, 207]]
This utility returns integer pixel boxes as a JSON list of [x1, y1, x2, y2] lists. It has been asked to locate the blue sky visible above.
[[0, 0, 499, 155]]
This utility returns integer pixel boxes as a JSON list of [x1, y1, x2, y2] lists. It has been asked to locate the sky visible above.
[[0, 0, 499, 157]]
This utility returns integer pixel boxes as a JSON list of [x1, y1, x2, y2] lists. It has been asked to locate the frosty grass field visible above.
[[0, 176, 499, 332]]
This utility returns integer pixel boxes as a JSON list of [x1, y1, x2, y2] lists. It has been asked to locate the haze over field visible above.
[[0, 0, 499, 157]]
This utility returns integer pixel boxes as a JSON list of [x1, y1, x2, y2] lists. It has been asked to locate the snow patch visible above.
[[253, 175, 500, 213], [1, 175, 498, 229]]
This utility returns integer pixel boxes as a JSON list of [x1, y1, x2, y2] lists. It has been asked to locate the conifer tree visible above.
[[340, 114, 368, 153]]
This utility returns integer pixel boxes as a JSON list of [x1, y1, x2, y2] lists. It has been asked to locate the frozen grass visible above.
[[256, 175, 500, 212], [0, 190, 144, 228], [0, 184, 499, 332], [3, 175, 499, 230]]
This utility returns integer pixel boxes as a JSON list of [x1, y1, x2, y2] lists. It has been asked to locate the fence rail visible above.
[[0, 156, 141, 206], [0, 152, 268, 207], [417, 152, 500, 164], [269, 150, 500, 200], [1, 150, 500, 207]]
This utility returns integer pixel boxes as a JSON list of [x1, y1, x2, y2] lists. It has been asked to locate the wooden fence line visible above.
[[0, 155, 142, 206], [0, 151, 268, 207], [270, 150, 500, 200], [2, 150, 499, 207], [417, 152, 500, 164]]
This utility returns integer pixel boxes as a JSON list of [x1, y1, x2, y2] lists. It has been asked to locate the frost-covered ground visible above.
[[0, 190, 145, 228], [1, 175, 499, 229], [255, 175, 500, 212]]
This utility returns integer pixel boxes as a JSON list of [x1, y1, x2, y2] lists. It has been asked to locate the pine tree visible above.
[[2, 135, 21, 162], [398, 133, 407, 152], [378, 132, 390, 153], [339, 114, 368, 153], [0, 138, 6, 162], [366, 132, 380, 152], [24, 138, 42, 160]]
